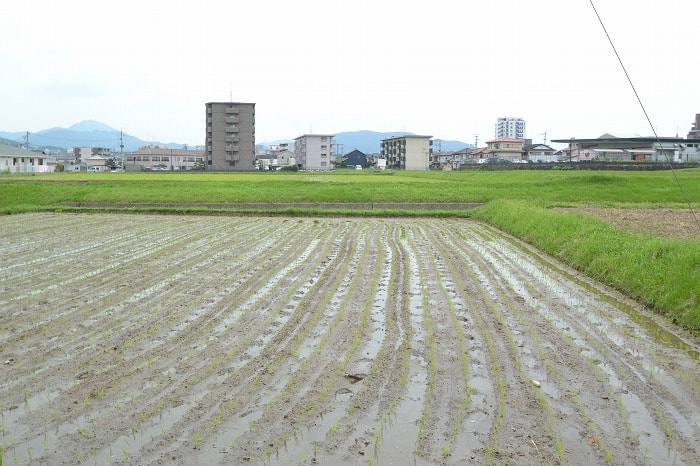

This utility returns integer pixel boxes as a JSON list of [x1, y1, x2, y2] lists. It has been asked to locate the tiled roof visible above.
[[486, 137, 523, 143], [0, 142, 46, 157]]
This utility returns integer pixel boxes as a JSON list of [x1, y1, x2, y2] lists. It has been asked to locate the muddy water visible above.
[[0, 213, 698, 466]]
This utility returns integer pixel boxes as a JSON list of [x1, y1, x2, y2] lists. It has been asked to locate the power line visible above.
[[589, 0, 699, 232]]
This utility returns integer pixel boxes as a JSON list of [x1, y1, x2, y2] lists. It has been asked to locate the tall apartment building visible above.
[[380, 135, 432, 170], [293, 134, 335, 170], [205, 102, 255, 171], [688, 113, 700, 139], [495, 117, 526, 140]]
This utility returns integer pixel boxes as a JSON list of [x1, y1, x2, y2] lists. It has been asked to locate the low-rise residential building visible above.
[[432, 151, 454, 170], [258, 145, 296, 170], [0, 142, 52, 173], [277, 149, 296, 168], [523, 143, 558, 162], [380, 135, 432, 170], [294, 134, 335, 170], [256, 153, 277, 171], [450, 147, 477, 168], [85, 155, 110, 171], [126, 147, 205, 171], [484, 137, 524, 162], [74, 147, 111, 162], [342, 149, 368, 168]]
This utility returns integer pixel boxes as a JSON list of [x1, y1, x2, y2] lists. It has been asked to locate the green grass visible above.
[[1, 169, 699, 333], [1, 169, 699, 211]]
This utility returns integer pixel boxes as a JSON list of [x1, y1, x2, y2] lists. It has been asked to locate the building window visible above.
[[321, 153, 327, 158], [321, 137, 327, 142]]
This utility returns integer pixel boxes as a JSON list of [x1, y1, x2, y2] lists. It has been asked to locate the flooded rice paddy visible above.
[[1, 213, 699, 465]]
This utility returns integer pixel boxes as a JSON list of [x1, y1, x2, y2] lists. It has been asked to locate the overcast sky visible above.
[[2, 0, 697, 148]]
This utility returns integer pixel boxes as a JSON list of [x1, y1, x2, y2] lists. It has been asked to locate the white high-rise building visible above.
[[495, 117, 526, 140]]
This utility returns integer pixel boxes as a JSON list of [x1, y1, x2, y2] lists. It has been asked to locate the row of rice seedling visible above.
[[2, 214, 698, 465], [455, 221, 698, 465], [132, 220, 347, 463], [232, 221, 368, 463]]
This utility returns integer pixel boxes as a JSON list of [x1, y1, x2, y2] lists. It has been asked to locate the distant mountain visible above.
[[67, 120, 118, 132], [0, 120, 187, 152], [263, 130, 472, 155], [1, 122, 473, 154]]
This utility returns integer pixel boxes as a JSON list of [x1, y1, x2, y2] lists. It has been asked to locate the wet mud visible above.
[[1, 213, 698, 465]]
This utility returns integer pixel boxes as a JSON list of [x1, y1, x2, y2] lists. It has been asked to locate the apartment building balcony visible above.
[[226, 125, 239, 133], [225, 116, 240, 124], [225, 107, 240, 114], [225, 136, 240, 143], [226, 145, 240, 152], [225, 153, 240, 162]]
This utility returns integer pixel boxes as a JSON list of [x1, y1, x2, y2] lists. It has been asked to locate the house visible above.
[[85, 155, 110, 171], [432, 151, 454, 170], [0, 142, 52, 173], [74, 147, 111, 162], [380, 135, 432, 170], [276, 149, 296, 168], [484, 137, 524, 162], [470, 147, 491, 163], [522, 143, 558, 162], [259, 145, 296, 170], [342, 149, 368, 168], [450, 147, 477, 168], [256, 153, 277, 171]]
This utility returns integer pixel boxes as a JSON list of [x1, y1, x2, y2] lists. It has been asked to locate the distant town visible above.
[[2, 105, 700, 174]]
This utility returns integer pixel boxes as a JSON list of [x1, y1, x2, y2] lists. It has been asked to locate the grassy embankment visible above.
[[1, 169, 699, 332]]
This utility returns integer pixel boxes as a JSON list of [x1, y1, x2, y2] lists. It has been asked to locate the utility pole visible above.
[[24, 131, 30, 149], [474, 134, 479, 149], [569, 137, 574, 163], [120, 131, 125, 171]]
